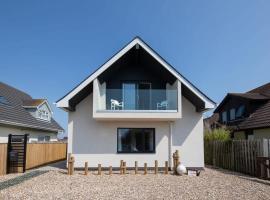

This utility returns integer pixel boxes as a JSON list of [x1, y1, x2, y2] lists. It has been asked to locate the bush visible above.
[[204, 128, 230, 142]]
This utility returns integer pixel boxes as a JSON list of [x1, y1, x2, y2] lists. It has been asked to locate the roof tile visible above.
[[0, 82, 63, 132]]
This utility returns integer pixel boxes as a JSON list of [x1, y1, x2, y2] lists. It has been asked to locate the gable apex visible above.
[[56, 37, 215, 110]]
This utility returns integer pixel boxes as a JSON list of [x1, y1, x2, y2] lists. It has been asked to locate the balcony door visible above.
[[138, 83, 151, 110], [122, 83, 136, 110], [122, 82, 151, 110]]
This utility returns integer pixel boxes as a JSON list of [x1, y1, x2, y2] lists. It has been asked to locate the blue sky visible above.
[[0, 1, 269, 134]]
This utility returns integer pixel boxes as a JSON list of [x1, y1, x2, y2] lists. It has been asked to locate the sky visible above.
[[0, 0, 269, 136]]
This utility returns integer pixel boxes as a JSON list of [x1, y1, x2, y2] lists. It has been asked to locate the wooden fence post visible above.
[[109, 166, 112, 175], [135, 161, 138, 175], [123, 162, 126, 175], [172, 152, 176, 172], [155, 160, 158, 174], [144, 163, 147, 175], [84, 162, 88, 175], [68, 156, 75, 175], [172, 150, 179, 173], [68, 161, 71, 175], [98, 164, 101, 175], [67, 153, 71, 175], [120, 160, 123, 175], [213, 141, 216, 166], [165, 161, 168, 174], [231, 141, 234, 171], [71, 156, 75, 175]]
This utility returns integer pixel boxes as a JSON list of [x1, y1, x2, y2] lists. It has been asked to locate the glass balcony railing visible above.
[[98, 89, 178, 111]]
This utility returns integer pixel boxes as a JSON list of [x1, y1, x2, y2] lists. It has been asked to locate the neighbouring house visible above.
[[203, 113, 223, 133], [214, 82, 270, 140], [56, 37, 215, 169], [59, 136, 68, 142], [0, 82, 64, 143]]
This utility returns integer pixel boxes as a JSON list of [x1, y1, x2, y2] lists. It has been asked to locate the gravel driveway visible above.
[[0, 163, 269, 200]]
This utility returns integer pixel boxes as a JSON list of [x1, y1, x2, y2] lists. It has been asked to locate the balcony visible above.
[[93, 79, 182, 121], [105, 88, 177, 111]]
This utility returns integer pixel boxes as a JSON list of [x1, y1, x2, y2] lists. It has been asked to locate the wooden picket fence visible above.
[[204, 139, 270, 177], [0, 142, 67, 175]]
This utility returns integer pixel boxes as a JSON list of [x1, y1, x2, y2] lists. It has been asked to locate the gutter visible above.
[[0, 120, 61, 133], [168, 121, 173, 170]]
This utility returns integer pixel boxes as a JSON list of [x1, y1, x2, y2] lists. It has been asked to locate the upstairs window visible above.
[[0, 96, 11, 106], [222, 111, 227, 123], [236, 105, 245, 118], [230, 109, 235, 120], [38, 109, 50, 121]]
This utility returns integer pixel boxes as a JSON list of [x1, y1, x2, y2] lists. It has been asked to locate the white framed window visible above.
[[222, 111, 227, 123], [38, 109, 50, 121], [44, 136, 50, 142], [230, 108, 235, 120], [38, 136, 45, 142], [38, 136, 50, 142]]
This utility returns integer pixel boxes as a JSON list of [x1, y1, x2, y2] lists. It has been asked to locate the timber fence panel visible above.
[[0, 144, 7, 175], [205, 139, 270, 177], [26, 143, 67, 170]]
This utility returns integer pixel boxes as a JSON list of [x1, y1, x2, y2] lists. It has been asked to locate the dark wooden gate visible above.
[[7, 134, 28, 173], [256, 157, 270, 180]]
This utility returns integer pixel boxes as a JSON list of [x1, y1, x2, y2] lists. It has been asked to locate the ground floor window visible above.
[[45, 136, 50, 141], [38, 136, 50, 142], [117, 128, 155, 153]]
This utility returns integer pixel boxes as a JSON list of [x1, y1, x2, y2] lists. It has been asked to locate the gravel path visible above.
[[0, 164, 269, 200]]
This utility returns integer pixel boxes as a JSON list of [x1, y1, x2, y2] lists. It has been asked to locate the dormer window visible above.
[[230, 108, 235, 120], [222, 111, 227, 123], [0, 96, 11, 106], [236, 105, 245, 118], [38, 109, 50, 121]]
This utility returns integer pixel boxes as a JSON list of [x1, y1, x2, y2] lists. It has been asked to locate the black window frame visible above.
[[117, 128, 156, 154]]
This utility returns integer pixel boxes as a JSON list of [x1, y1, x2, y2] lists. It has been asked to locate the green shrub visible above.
[[204, 128, 230, 142]]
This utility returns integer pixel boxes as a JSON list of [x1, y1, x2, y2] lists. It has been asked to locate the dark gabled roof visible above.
[[56, 36, 216, 110], [204, 113, 220, 124], [247, 82, 270, 97], [214, 84, 270, 113], [0, 82, 63, 132], [237, 100, 270, 130], [214, 82, 270, 130], [227, 93, 269, 100]]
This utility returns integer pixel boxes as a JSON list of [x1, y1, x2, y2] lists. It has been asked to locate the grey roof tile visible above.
[[0, 82, 63, 132]]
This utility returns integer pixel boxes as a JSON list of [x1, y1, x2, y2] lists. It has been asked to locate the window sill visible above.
[[117, 151, 156, 154]]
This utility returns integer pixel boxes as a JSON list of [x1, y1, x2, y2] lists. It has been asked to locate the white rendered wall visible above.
[[0, 126, 58, 143], [171, 97, 204, 168], [69, 93, 169, 168], [68, 92, 204, 168]]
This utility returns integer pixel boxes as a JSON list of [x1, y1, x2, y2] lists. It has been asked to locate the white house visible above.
[[56, 37, 215, 169], [0, 82, 63, 143]]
